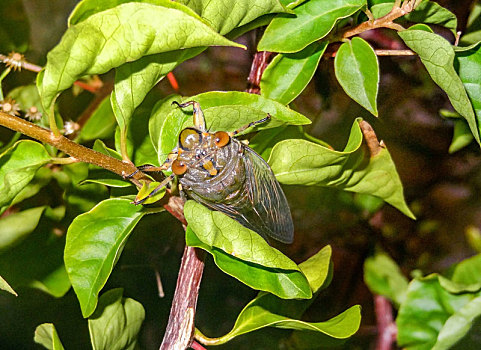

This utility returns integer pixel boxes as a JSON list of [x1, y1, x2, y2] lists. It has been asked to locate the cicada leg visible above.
[[229, 114, 271, 137], [125, 152, 178, 178], [172, 100, 206, 131]]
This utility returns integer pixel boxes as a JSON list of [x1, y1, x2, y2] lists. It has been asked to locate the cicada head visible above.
[[172, 127, 234, 178]]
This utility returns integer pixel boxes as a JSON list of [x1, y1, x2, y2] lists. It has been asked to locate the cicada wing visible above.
[[195, 145, 294, 244], [241, 146, 294, 243]]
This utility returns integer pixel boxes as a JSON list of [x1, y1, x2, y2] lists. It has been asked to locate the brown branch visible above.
[[374, 295, 397, 350], [0, 111, 145, 185], [337, 0, 422, 41]]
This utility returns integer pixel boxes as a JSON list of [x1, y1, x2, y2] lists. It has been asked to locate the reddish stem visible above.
[[191, 340, 207, 350], [246, 51, 274, 94], [160, 246, 206, 350], [374, 295, 397, 350]]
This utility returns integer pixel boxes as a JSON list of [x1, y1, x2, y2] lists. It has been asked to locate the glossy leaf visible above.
[[34, 323, 65, 350], [455, 41, 481, 149], [82, 141, 131, 188], [297, 245, 332, 293], [184, 201, 311, 299], [78, 96, 117, 142], [151, 91, 311, 163], [440, 254, 481, 293], [0, 225, 71, 298], [0, 140, 51, 213], [449, 120, 474, 153], [134, 180, 166, 204], [112, 48, 203, 137], [39, 1, 244, 111], [149, 94, 182, 155], [334, 37, 379, 116], [258, 0, 366, 53], [268, 119, 414, 218], [364, 251, 408, 306], [0, 206, 46, 251], [196, 297, 360, 345], [186, 228, 309, 299], [64, 198, 146, 317], [88, 288, 145, 350], [397, 276, 481, 350], [433, 296, 481, 350], [260, 41, 327, 105], [177, 0, 286, 35], [460, 2, 481, 45], [371, 1, 457, 34], [196, 246, 359, 345], [0, 275, 17, 296], [399, 30, 481, 145]]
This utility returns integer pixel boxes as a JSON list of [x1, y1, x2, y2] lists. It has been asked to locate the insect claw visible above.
[[171, 101, 182, 108]]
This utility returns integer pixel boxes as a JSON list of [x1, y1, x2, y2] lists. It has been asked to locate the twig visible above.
[[374, 295, 397, 350], [0, 111, 145, 185], [337, 0, 422, 40], [329, 49, 416, 58], [0, 53, 101, 93]]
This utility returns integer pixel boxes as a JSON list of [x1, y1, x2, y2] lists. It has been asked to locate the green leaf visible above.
[[196, 295, 360, 345], [115, 106, 159, 166], [260, 41, 327, 105], [460, 2, 481, 45], [334, 37, 379, 116], [268, 119, 414, 218], [88, 288, 145, 350], [449, 119, 474, 153], [78, 96, 117, 142], [39, 1, 244, 111], [440, 254, 481, 293], [371, 1, 457, 34], [0, 275, 17, 296], [433, 295, 481, 350], [455, 41, 481, 149], [150, 91, 311, 164], [177, 0, 286, 35], [112, 48, 203, 136], [34, 323, 65, 350], [184, 201, 311, 299], [397, 276, 481, 350], [298, 245, 333, 293], [134, 180, 166, 204], [83, 140, 131, 187], [186, 228, 310, 299], [0, 225, 71, 298], [0, 140, 51, 213], [195, 246, 359, 345], [258, 0, 366, 53], [0, 206, 46, 251], [364, 251, 409, 306], [398, 29, 481, 145], [64, 198, 146, 317]]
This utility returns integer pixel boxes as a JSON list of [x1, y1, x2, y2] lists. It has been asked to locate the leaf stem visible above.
[[0, 67, 11, 101]]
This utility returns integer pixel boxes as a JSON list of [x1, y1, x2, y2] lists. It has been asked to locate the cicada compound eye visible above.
[[172, 159, 188, 175], [179, 128, 202, 150], [214, 131, 230, 148]]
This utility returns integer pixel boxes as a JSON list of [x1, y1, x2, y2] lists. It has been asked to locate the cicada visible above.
[[133, 101, 294, 244]]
